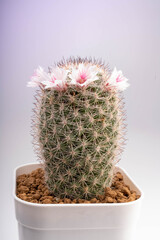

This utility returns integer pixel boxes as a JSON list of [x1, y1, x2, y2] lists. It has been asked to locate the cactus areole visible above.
[[28, 57, 129, 200]]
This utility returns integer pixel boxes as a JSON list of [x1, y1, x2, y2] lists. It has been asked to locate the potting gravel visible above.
[[16, 168, 140, 204]]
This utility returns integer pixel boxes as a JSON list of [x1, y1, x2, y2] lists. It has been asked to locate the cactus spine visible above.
[[31, 58, 126, 200]]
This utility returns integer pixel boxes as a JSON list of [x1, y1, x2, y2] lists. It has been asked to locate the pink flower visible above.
[[69, 63, 99, 87], [106, 67, 129, 91], [42, 67, 68, 90], [27, 66, 68, 90], [27, 66, 49, 87]]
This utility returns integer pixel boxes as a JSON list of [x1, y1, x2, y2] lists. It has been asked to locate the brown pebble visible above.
[[36, 179, 41, 185], [128, 196, 135, 202], [90, 198, 97, 203], [112, 181, 123, 188], [116, 191, 124, 198], [31, 170, 37, 177], [117, 198, 127, 203], [17, 174, 27, 184], [42, 199, 53, 204], [121, 186, 131, 196], [27, 193, 33, 198], [32, 193, 41, 200], [31, 199, 38, 203], [105, 197, 114, 203], [136, 195, 140, 200], [28, 177, 35, 185], [44, 190, 50, 196], [105, 188, 117, 198], [42, 187, 49, 193], [98, 194, 105, 201], [64, 198, 71, 203], [116, 172, 123, 180], [78, 199, 84, 203], [38, 184, 44, 191], [26, 196, 33, 202], [40, 196, 53, 201], [18, 186, 29, 193], [131, 192, 136, 199], [18, 193, 27, 201]]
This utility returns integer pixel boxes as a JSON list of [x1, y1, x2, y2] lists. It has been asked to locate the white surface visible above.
[[14, 163, 142, 240], [1, 0, 160, 239]]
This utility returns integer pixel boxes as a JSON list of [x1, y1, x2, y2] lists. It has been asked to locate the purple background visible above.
[[1, 0, 160, 239]]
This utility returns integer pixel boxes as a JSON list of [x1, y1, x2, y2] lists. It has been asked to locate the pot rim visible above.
[[13, 162, 144, 207]]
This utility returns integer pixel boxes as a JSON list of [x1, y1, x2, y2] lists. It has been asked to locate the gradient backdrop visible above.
[[0, 0, 160, 239]]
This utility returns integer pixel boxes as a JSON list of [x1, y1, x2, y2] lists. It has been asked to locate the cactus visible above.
[[28, 57, 129, 200]]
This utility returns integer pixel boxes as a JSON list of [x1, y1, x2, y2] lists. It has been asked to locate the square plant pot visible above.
[[14, 163, 143, 240]]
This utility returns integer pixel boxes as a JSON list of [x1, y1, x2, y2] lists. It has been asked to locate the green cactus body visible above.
[[31, 58, 126, 200]]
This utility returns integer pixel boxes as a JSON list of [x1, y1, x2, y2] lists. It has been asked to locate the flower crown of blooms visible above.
[[27, 63, 129, 91]]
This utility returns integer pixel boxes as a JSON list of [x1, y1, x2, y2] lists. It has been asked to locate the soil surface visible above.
[[16, 168, 140, 204]]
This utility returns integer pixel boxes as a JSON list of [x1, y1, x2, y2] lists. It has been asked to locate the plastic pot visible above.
[[14, 163, 143, 240]]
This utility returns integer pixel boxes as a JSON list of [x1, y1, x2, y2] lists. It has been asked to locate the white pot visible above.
[[14, 163, 143, 240]]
